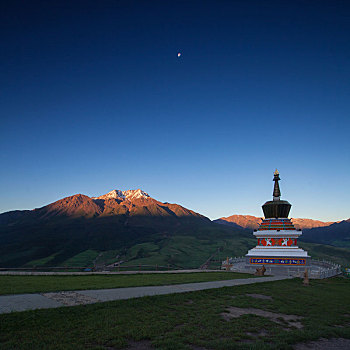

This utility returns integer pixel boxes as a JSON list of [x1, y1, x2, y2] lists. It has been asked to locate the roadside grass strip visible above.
[[0, 272, 255, 295]]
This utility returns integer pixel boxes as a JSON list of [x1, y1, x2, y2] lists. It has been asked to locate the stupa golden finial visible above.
[[274, 169, 279, 175]]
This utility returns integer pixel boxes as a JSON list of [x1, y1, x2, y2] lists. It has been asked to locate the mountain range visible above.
[[214, 215, 335, 230], [1, 189, 206, 223], [0, 189, 349, 268], [0, 189, 243, 268]]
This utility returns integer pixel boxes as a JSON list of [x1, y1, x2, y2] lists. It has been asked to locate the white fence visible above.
[[223, 257, 342, 279], [307, 259, 342, 279]]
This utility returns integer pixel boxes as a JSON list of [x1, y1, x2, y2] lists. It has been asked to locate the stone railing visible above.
[[222, 257, 342, 279], [228, 257, 246, 264], [307, 259, 342, 279]]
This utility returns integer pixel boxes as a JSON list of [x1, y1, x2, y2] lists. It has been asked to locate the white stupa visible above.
[[246, 170, 310, 268]]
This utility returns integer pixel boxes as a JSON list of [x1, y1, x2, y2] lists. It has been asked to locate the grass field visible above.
[[0, 278, 349, 349], [70, 236, 350, 270], [16, 233, 350, 271], [94, 235, 256, 270], [298, 241, 350, 267], [0, 271, 255, 295]]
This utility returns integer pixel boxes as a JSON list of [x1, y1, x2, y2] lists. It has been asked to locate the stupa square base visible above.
[[245, 256, 310, 267]]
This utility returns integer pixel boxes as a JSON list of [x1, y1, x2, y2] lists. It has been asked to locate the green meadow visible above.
[[39, 236, 350, 271], [69, 237, 350, 270], [1, 278, 349, 349]]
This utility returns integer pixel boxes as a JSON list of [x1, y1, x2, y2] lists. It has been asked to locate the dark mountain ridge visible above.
[[214, 214, 336, 231], [0, 191, 232, 268], [301, 219, 350, 247]]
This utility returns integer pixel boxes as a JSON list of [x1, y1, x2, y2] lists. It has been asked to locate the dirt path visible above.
[[294, 338, 350, 350]]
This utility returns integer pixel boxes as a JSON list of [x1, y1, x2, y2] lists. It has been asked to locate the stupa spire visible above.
[[262, 170, 291, 219], [273, 169, 281, 200]]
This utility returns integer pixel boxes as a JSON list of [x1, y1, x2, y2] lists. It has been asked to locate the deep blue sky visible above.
[[1, 1, 349, 221]]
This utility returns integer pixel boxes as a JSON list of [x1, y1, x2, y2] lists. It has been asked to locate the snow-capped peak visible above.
[[93, 189, 151, 200], [96, 190, 124, 199], [124, 189, 151, 200]]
